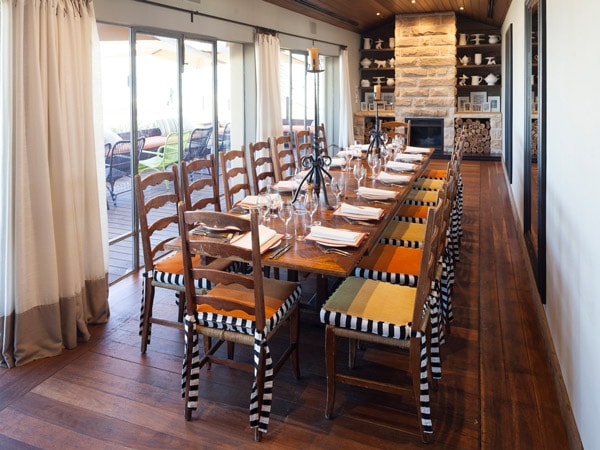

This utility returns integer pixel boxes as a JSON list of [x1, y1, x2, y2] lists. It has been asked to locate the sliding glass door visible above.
[[98, 24, 243, 284]]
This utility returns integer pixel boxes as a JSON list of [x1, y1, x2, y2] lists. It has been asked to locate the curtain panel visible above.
[[254, 32, 283, 142], [0, 0, 109, 368], [338, 48, 354, 150]]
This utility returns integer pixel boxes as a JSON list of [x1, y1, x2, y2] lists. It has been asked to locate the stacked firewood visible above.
[[455, 118, 491, 154]]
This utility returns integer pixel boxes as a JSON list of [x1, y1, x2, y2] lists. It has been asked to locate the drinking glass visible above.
[[257, 193, 271, 225], [367, 153, 380, 180], [305, 196, 320, 227], [344, 150, 354, 172], [330, 177, 343, 207], [380, 146, 390, 172], [278, 200, 293, 239], [353, 163, 365, 190]]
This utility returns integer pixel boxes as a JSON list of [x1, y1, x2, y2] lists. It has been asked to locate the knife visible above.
[[269, 243, 291, 260]]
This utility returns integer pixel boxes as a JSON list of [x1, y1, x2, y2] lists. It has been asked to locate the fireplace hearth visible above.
[[406, 118, 445, 158]]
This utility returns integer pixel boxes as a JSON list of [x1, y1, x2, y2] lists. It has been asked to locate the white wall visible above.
[[503, 1, 600, 447]]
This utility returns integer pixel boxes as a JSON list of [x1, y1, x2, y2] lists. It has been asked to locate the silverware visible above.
[[269, 243, 291, 259], [341, 216, 374, 227], [315, 242, 351, 257]]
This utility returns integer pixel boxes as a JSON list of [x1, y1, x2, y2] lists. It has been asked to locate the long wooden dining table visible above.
[[171, 147, 433, 306]]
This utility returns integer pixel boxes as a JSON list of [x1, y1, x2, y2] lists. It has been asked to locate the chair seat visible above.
[[421, 168, 446, 179], [197, 279, 301, 334], [380, 221, 427, 248], [153, 252, 232, 289], [412, 178, 444, 191], [320, 277, 416, 338], [394, 204, 430, 223], [354, 244, 421, 286], [405, 189, 438, 206]]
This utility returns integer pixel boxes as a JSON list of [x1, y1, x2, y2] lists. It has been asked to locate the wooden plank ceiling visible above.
[[263, 0, 512, 32]]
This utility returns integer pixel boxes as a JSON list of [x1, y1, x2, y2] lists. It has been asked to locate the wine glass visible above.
[[278, 200, 293, 239], [305, 196, 320, 227], [367, 152, 380, 180], [344, 149, 354, 172], [353, 163, 365, 191], [380, 145, 390, 172], [330, 177, 343, 207], [257, 192, 271, 225]]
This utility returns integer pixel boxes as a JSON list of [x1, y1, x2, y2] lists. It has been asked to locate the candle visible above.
[[374, 84, 381, 100], [308, 47, 319, 71]]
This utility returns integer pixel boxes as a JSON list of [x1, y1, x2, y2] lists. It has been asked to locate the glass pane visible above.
[[182, 38, 214, 161], [217, 40, 244, 152], [98, 23, 135, 283]]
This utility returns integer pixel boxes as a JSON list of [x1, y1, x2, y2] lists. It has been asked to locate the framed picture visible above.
[[364, 92, 375, 104], [457, 96, 469, 112], [470, 91, 487, 104], [368, 102, 376, 111], [471, 103, 483, 112], [489, 96, 501, 112], [482, 102, 491, 112], [463, 102, 471, 112], [384, 103, 394, 111], [382, 92, 394, 104], [360, 102, 368, 111]]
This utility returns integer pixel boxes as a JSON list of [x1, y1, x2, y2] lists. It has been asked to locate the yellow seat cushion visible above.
[[406, 189, 438, 205], [322, 277, 415, 326], [381, 221, 426, 247], [422, 168, 447, 179], [412, 178, 444, 190]]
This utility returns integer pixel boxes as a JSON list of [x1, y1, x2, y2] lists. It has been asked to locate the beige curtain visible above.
[[255, 31, 283, 141], [0, 0, 109, 368]]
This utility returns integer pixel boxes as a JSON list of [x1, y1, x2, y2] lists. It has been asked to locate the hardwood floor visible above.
[[0, 161, 577, 449]]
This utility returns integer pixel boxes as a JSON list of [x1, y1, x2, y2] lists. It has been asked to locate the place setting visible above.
[[304, 224, 367, 255]]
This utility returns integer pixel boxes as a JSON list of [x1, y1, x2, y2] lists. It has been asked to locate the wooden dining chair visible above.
[[178, 154, 221, 212], [381, 120, 411, 144], [219, 147, 252, 211], [248, 140, 277, 194], [135, 170, 232, 353], [316, 123, 328, 154], [293, 129, 312, 169], [178, 206, 301, 441], [270, 135, 296, 181], [319, 191, 445, 443]]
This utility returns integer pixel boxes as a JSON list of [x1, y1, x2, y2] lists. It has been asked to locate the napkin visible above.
[[230, 225, 280, 252], [329, 157, 346, 167], [404, 145, 432, 154], [357, 186, 399, 200], [239, 195, 258, 207], [309, 225, 363, 243], [394, 153, 424, 162], [336, 202, 383, 220], [377, 171, 412, 184], [337, 148, 363, 158], [274, 180, 300, 191], [386, 161, 417, 172]]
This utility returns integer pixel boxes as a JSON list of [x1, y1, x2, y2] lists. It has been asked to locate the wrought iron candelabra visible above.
[[367, 85, 387, 157], [292, 47, 333, 207]]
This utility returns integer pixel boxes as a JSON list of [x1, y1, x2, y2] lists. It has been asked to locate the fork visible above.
[[342, 216, 374, 227], [315, 242, 352, 257]]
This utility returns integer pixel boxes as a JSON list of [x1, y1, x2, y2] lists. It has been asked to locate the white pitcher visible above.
[[363, 37, 373, 50], [458, 33, 468, 46], [388, 37, 395, 48]]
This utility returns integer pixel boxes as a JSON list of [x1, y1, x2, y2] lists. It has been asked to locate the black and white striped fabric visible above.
[[319, 288, 441, 436], [379, 236, 423, 248], [353, 266, 418, 287], [181, 285, 301, 434]]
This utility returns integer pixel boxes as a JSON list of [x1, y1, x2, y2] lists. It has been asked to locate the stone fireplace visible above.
[[394, 13, 457, 155]]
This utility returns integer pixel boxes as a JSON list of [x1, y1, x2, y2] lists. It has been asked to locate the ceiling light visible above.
[[411, 0, 416, 4], [459, 5, 465, 10]]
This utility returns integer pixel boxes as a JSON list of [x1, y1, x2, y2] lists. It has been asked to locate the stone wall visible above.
[[394, 13, 457, 154]]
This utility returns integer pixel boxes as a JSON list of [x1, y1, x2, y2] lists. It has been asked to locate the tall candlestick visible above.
[[374, 84, 381, 100], [308, 47, 319, 71]]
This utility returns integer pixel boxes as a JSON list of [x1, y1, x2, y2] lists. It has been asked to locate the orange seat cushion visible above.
[[359, 244, 422, 276]]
